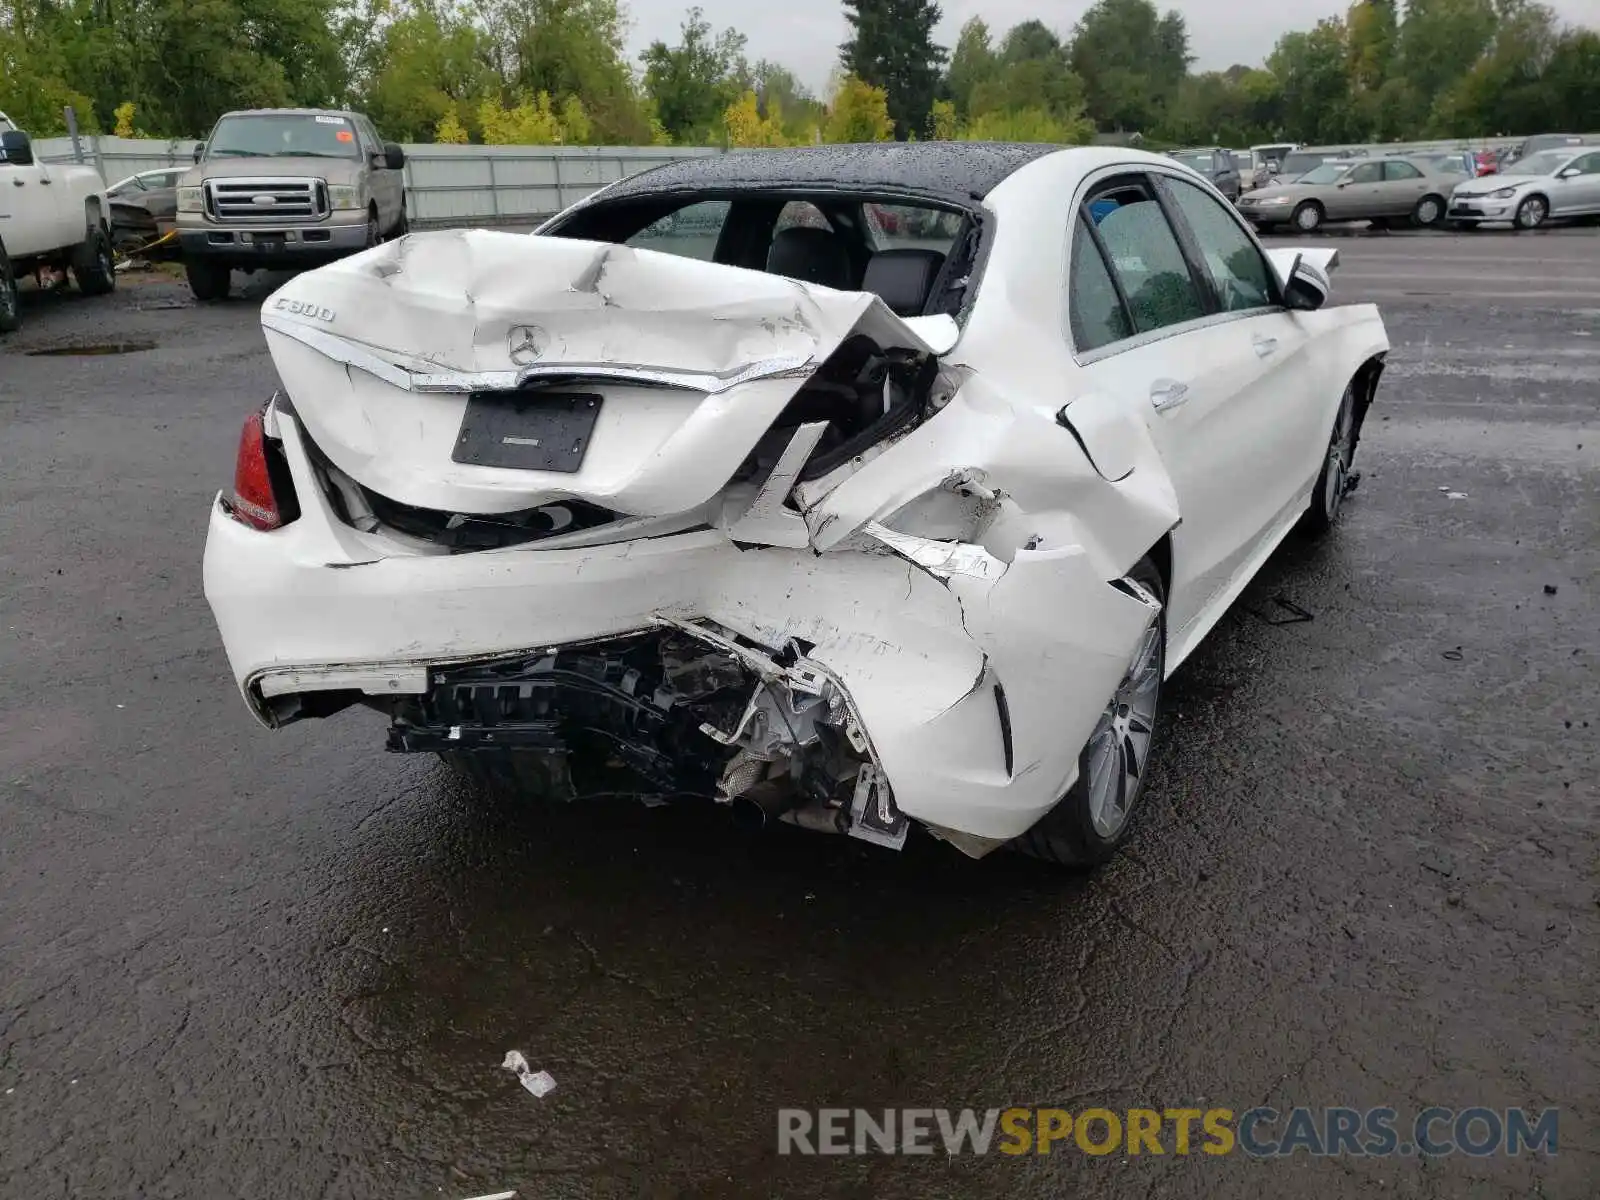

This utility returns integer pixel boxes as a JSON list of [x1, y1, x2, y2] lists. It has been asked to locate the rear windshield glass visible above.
[[207, 114, 361, 160], [1170, 152, 1214, 172]]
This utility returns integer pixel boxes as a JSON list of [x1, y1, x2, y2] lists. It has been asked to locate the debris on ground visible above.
[[1445, 491, 1468, 500], [1442, 648, 1465, 661], [459, 1192, 517, 1200], [1544, 584, 1559, 595], [501, 1051, 556, 1098]]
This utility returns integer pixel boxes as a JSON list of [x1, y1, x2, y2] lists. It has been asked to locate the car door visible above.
[[361, 116, 403, 230], [1330, 161, 1384, 219], [1381, 160, 1429, 214], [1065, 171, 1314, 642], [0, 150, 59, 256], [1554, 151, 1600, 215]]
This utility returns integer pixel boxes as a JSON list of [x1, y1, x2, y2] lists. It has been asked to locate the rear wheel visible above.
[[1412, 194, 1446, 227], [71, 227, 116, 296], [0, 244, 21, 334], [1292, 201, 1324, 232], [186, 258, 231, 302], [364, 211, 381, 248], [1300, 383, 1357, 538], [1014, 557, 1165, 868]]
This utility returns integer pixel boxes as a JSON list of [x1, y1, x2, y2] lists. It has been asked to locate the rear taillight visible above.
[[228, 404, 296, 530]]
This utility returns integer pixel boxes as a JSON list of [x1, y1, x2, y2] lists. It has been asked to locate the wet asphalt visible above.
[[0, 231, 1596, 1199]]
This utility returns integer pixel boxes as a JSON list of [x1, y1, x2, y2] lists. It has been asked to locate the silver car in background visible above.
[[1449, 147, 1600, 230], [1238, 156, 1458, 232]]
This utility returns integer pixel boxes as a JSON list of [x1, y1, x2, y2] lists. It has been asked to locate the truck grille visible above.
[[205, 177, 327, 223]]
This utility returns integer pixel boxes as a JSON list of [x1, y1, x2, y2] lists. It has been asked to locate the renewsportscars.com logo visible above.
[[777, 1106, 1559, 1158]]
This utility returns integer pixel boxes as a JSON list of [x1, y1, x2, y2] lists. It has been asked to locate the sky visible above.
[[620, 0, 1600, 98]]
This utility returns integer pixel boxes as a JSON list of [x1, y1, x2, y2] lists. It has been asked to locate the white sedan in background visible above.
[[203, 145, 1389, 869], [1450, 146, 1600, 229]]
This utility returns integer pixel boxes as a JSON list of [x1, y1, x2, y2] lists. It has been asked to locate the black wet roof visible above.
[[594, 142, 1073, 206]]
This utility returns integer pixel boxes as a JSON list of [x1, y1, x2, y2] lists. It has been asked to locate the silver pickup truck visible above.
[[176, 108, 408, 301]]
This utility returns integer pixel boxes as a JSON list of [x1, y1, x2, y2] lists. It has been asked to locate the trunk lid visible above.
[[261, 230, 947, 518]]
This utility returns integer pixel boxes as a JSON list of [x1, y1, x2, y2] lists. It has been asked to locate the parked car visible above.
[[107, 166, 185, 257], [176, 107, 409, 302], [1167, 147, 1243, 201], [1251, 142, 1298, 179], [1502, 133, 1596, 168], [0, 110, 116, 335], [1238, 156, 1457, 232], [203, 143, 1389, 869], [1449, 146, 1600, 229]]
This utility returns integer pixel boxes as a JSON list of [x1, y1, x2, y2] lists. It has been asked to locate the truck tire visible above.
[[0, 242, 21, 334], [186, 258, 231, 302], [71, 227, 117, 296]]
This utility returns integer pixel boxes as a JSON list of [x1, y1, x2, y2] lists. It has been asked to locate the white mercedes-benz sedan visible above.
[[203, 143, 1389, 868]]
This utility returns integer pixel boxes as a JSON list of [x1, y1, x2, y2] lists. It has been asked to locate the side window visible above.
[[624, 200, 730, 262], [1384, 161, 1423, 181], [1162, 176, 1275, 312], [1574, 153, 1600, 175], [358, 117, 383, 153], [1068, 214, 1132, 353], [1348, 163, 1383, 184], [1089, 181, 1207, 335]]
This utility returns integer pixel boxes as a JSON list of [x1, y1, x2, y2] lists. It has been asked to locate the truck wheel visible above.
[[71, 227, 117, 296], [0, 244, 21, 334], [186, 259, 231, 302]]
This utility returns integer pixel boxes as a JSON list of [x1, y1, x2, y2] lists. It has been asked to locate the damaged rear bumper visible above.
[[204, 409, 1160, 854]]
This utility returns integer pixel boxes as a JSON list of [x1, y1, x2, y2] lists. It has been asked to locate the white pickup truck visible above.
[[0, 111, 117, 335]]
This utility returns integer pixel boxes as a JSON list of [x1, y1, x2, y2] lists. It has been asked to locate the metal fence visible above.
[[33, 136, 724, 226]]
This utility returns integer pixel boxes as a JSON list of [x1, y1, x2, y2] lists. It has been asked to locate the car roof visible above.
[[217, 108, 360, 119], [587, 142, 1073, 208]]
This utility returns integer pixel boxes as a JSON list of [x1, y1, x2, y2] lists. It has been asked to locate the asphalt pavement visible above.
[[1, 233, 1596, 1199]]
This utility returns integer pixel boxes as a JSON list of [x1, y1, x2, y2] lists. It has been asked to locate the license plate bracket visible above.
[[451, 391, 603, 473], [255, 235, 286, 254]]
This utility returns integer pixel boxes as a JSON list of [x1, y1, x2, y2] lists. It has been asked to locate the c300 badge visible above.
[[273, 297, 335, 322]]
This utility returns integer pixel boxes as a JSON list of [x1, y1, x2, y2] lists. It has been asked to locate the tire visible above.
[[1299, 382, 1358, 538], [70, 226, 117, 296], [0, 243, 21, 335], [1292, 201, 1324, 233], [364, 211, 381, 249], [394, 201, 410, 237], [1514, 195, 1548, 230], [1014, 557, 1166, 868], [186, 258, 231, 302], [1412, 194, 1446, 228]]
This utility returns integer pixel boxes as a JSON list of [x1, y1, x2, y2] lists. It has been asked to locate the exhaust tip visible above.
[[730, 781, 792, 832]]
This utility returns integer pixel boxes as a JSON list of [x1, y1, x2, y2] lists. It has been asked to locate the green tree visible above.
[[1268, 18, 1362, 142], [640, 7, 747, 144], [945, 18, 996, 118], [1070, 0, 1191, 131], [823, 74, 894, 142], [356, 1, 496, 143], [839, 0, 947, 139]]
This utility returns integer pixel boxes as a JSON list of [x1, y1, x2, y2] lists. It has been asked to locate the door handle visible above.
[[39, 177, 51, 184], [11, 179, 22, 186], [1150, 379, 1189, 411], [1253, 336, 1279, 358]]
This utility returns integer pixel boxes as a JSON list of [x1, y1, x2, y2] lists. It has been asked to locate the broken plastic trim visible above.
[[259, 310, 815, 395]]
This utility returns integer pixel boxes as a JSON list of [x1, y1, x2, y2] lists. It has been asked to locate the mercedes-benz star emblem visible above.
[[507, 325, 546, 365]]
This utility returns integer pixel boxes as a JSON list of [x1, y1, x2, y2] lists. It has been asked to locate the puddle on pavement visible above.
[[24, 341, 157, 357]]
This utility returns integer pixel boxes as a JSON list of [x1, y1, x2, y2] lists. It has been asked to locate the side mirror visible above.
[[1558, 167, 1580, 179], [1282, 253, 1331, 312], [383, 142, 405, 170], [192, 142, 205, 163], [0, 129, 35, 166]]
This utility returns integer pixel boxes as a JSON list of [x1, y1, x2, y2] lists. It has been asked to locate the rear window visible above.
[[206, 114, 362, 160], [863, 203, 963, 254], [623, 200, 730, 261]]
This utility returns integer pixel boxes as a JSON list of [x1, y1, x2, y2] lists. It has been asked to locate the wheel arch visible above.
[[84, 195, 105, 232], [1350, 351, 1387, 450]]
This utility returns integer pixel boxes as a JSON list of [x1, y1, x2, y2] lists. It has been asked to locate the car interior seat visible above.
[[861, 248, 946, 316], [765, 226, 856, 289]]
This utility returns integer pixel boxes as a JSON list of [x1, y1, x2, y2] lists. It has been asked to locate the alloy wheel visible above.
[[1083, 604, 1163, 839]]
